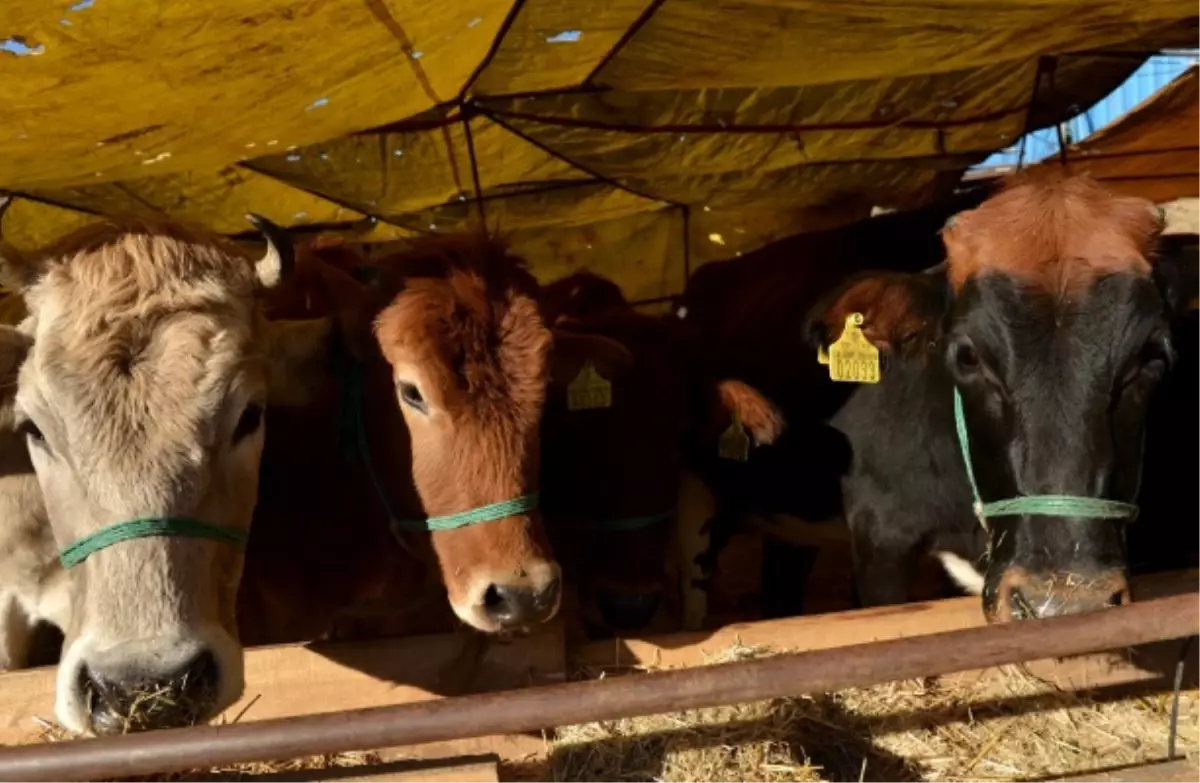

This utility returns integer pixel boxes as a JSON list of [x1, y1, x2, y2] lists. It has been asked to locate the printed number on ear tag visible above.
[[567, 360, 613, 411], [718, 412, 750, 462], [826, 313, 881, 384]]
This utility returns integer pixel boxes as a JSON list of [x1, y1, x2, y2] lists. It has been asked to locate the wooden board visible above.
[[574, 569, 1199, 697], [177, 754, 501, 782], [0, 623, 564, 761], [1049, 757, 1200, 781]]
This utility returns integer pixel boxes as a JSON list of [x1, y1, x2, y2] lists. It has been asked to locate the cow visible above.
[[0, 198, 328, 735], [675, 183, 994, 621], [238, 236, 641, 645], [538, 271, 784, 637], [805, 174, 1195, 621], [681, 174, 1196, 622]]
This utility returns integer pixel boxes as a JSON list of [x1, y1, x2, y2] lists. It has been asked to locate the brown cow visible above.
[[539, 271, 784, 636], [239, 237, 628, 643]]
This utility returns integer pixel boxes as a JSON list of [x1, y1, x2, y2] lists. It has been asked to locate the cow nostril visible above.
[[1107, 590, 1128, 607], [1008, 587, 1034, 621], [537, 578, 561, 609], [481, 583, 556, 627], [483, 584, 504, 611]]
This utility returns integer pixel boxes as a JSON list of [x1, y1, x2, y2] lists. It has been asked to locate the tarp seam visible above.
[[479, 107, 683, 208], [482, 103, 1035, 134], [582, 0, 669, 88]]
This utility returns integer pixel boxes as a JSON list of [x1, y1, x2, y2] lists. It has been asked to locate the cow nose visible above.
[[997, 569, 1129, 622], [482, 579, 561, 628], [595, 587, 662, 631], [83, 649, 220, 735]]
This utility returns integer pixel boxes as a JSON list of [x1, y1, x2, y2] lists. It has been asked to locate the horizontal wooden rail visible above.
[[0, 591, 1193, 781]]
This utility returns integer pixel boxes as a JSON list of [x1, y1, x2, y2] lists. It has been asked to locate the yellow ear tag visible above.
[[567, 360, 612, 411], [718, 411, 750, 462], [826, 313, 881, 384]]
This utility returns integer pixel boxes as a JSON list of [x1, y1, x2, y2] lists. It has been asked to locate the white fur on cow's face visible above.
[[0, 224, 327, 735]]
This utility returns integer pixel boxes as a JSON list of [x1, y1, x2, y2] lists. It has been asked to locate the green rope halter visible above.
[[336, 348, 540, 535], [572, 509, 675, 532], [393, 493, 541, 532], [952, 388, 1139, 528], [59, 518, 248, 569]]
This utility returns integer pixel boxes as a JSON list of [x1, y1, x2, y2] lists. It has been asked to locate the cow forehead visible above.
[[376, 275, 551, 402], [944, 177, 1160, 294]]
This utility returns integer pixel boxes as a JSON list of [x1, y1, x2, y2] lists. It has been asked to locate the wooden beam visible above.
[[0, 593, 1192, 781], [172, 754, 501, 782], [573, 569, 1198, 696], [1048, 758, 1200, 782], [575, 569, 1195, 668], [0, 622, 564, 761]]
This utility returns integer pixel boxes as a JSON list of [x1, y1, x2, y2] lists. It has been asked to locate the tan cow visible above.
[[0, 197, 328, 735]]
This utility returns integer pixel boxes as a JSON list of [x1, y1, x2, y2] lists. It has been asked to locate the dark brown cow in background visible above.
[[539, 271, 783, 637]]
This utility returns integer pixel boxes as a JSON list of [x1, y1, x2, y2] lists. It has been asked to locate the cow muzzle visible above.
[[991, 566, 1130, 622]]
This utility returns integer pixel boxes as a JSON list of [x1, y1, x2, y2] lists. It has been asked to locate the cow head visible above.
[[0, 200, 329, 734], [808, 175, 1191, 622], [542, 273, 784, 634], [371, 236, 561, 633]]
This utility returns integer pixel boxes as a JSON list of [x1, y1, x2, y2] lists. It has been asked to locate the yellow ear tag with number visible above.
[[718, 411, 750, 461], [567, 360, 612, 411], [825, 313, 881, 384]]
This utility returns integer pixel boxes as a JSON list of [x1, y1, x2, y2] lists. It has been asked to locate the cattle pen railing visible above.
[[0, 591, 1193, 782]]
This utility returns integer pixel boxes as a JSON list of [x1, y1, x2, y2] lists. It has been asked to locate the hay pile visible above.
[[550, 643, 1199, 782]]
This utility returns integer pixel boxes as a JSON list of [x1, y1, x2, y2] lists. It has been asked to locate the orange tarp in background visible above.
[[0, 1, 1196, 299], [991, 65, 1198, 205]]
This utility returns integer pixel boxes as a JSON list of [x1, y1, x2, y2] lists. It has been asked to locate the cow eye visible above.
[[950, 338, 981, 374], [233, 403, 265, 443], [398, 382, 427, 414], [1140, 333, 1173, 371], [18, 419, 45, 445], [1131, 332, 1173, 384]]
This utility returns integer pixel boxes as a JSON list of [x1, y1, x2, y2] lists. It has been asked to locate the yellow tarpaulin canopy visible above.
[[1, 0, 1196, 301], [1021, 64, 1198, 204]]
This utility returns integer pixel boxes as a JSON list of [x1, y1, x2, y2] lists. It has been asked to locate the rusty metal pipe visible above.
[[0, 592, 1194, 781]]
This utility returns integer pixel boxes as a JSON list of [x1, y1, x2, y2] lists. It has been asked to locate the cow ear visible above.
[[0, 325, 32, 432], [549, 329, 635, 388], [0, 194, 45, 293], [263, 317, 333, 407], [804, 268, 947, 357], [1153, 233, 1198, 318], [708, 379, 785, 446]]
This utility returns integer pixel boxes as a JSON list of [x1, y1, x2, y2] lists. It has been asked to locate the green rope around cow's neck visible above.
[[59, 518, 248, 569], [572, 509, 675, 532], [952, 388, 1139, 528], [394, 493, 541, 533], [335, 347, 540, 535]]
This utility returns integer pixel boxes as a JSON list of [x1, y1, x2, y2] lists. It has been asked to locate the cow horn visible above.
[[245, 212, 294, 288], [0, 192, 12, 237]]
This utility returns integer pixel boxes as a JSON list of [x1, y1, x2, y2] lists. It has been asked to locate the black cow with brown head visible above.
[[807, 173, 1195, 621]]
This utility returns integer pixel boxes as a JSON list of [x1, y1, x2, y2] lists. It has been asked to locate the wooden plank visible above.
[[574, 570, 1199, 700], [574, 569, 1197, 670], [178, 754, 501, 782], [0, 622, 564, 763], [1048, 758, 1200, 781]]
